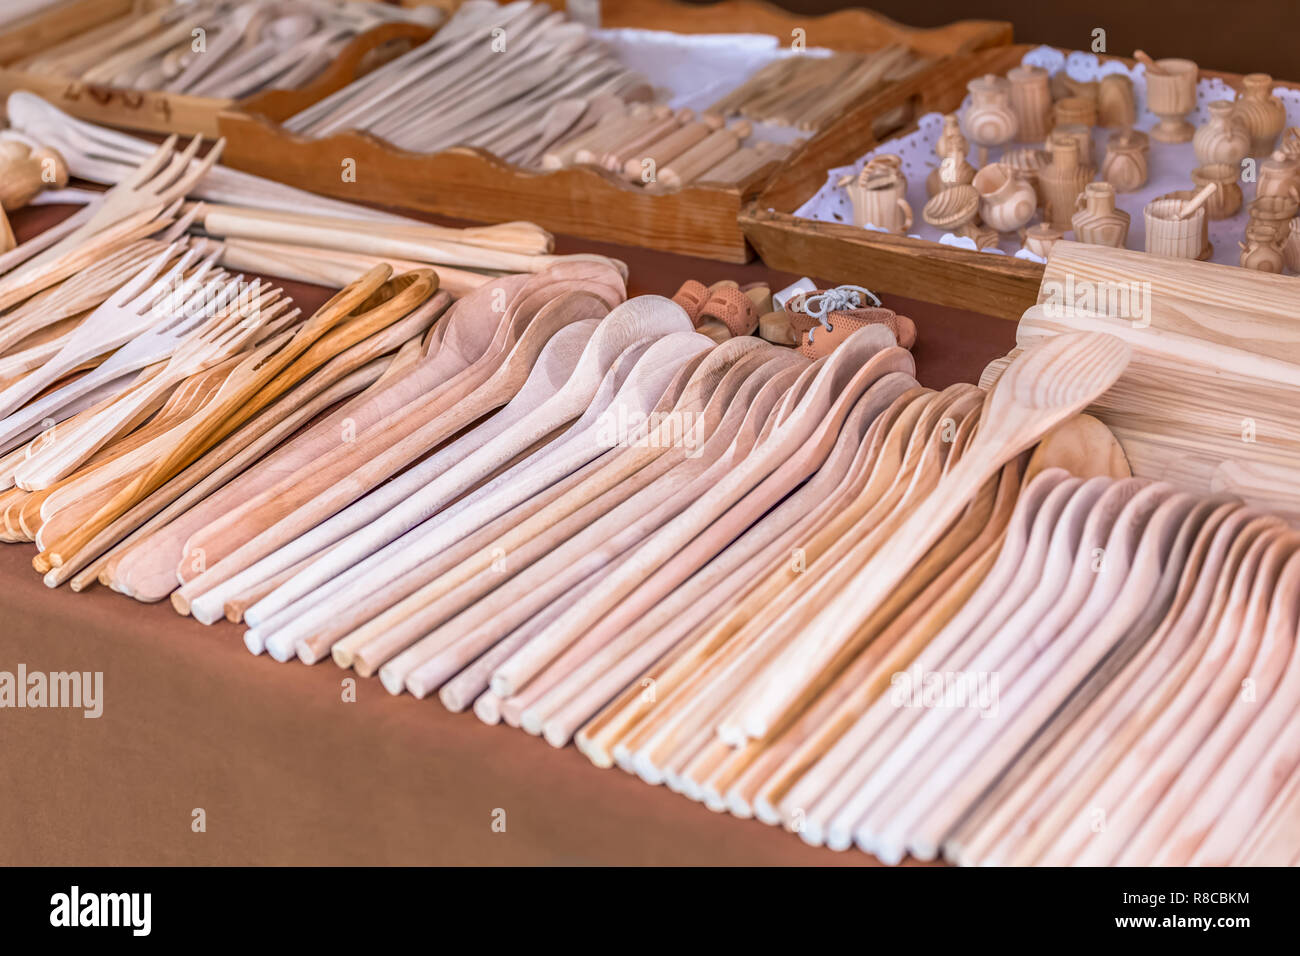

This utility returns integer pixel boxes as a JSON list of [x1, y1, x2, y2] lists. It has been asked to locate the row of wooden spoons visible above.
[[285, 0, 652, 168], [13, 0, 440, 100]]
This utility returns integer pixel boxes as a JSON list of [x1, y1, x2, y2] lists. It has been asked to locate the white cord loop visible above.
[[788, 284, 882, 332]]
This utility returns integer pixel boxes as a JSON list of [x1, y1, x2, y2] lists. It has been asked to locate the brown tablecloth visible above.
[[0, 203, 1013, 865]]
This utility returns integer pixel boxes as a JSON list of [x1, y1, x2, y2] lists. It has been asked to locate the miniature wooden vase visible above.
[[1072, 182, 1131, 247], [1145, 57, 1199, 143], [846, 171, 913, 233], [1240, 223, 1285, 271], [1097, 74, 1137, 128], [973, 163, 1036, 233], [1007, 64, 1052, 143], [962, 74, 1018, 165], [1144, 195, 1207, 259], [1194, 100, 1251, 166], [1284, 217, 1300, 272], [0, 142, 69, 210], [1235, 73, 1287, 156], [1022, 222, 1064, 258], [1040, 134, 1094, 231], [1191, 163, 1243, 219], [1102, 131, 1149, 192]]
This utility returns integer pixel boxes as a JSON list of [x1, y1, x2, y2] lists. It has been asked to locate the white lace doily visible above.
[[791, 46, 1300, 268]]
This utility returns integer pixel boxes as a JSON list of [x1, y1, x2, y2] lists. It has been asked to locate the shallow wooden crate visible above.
[[217, 0, 1011, 263], [741, 43, 1300, 320], [0, 0, 415, 138]]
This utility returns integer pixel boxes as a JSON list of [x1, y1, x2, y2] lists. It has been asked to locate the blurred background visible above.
[[695, 0, 1299, 79]]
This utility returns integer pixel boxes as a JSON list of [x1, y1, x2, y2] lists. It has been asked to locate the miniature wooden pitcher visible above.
[[1193, 100, 1251, 166], [846, 170, 913, 233], [1040, 134, 1092, 231], [1072, 182, 1131, 247]]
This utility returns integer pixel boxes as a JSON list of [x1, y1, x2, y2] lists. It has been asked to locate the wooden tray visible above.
[[742, 43, 1300, 319], [0, 0, 416, 138], [216, 0, 1011, 263]]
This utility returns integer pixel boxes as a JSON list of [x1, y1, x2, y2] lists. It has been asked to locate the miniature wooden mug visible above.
[[847, 174, 913, 233]]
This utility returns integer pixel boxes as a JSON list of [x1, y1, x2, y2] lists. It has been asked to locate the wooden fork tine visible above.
[[160, 138, 224, 207], [212, 306, 273, 354], [107, 240, 187, 308], [139, 248, 210, 315], [148, 135, 204, 195], [201, 279, 268, 336], [160, 200, 206, 242], [257, 308, 302, 343], [120, 135, 179, 191]]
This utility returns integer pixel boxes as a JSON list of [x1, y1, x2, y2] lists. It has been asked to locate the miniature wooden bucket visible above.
[[1144, 197, 1204, 258]]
